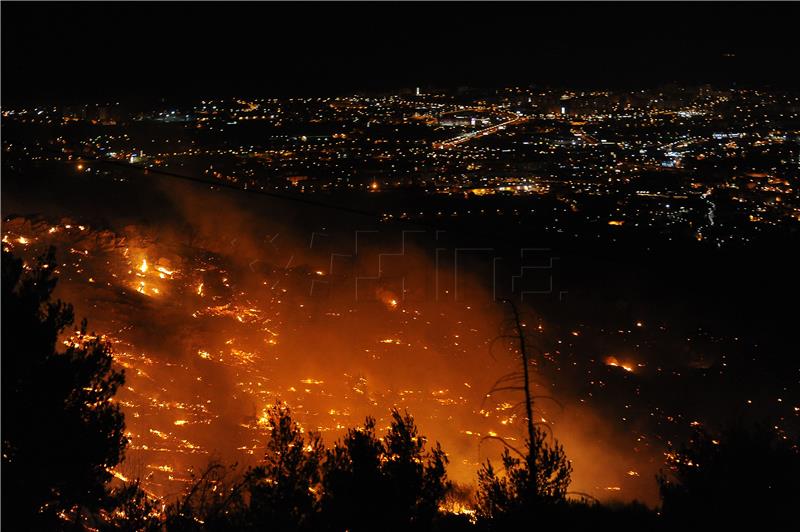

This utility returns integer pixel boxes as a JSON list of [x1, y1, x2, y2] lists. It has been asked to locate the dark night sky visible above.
[[2, 1, 799, 105]]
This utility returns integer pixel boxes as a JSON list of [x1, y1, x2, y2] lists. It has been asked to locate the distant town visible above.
[[4, 85, 799, 249]]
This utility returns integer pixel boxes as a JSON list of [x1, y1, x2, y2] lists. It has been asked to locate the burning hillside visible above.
[[1, 210, 666, 505]]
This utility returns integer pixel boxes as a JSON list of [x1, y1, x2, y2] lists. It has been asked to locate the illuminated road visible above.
[[434, 110, 528, 149]]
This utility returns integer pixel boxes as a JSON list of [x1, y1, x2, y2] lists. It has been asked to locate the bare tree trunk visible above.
[[506, 300, 535, 447]]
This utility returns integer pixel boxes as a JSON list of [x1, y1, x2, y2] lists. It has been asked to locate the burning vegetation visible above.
[[4, 181, 798, 531], [1, 213, 657, 504]]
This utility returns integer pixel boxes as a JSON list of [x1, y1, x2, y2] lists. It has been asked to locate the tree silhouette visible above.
[[245, 402, 324, 531], [383, 410, 450, 527], [321, 417, 385, 531], [164, 404, 324, 531], [321, 410, 450, 531], [164, 460, 249, 531], [475, 301, 572, 523], [104, 479, 162, 531], [658, 423, 800, 528], [163, 408, 451, 531], [476, 427, 572, 520], [2, 248, 127, 529]]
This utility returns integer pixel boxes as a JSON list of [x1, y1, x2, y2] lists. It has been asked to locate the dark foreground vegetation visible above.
[[2, 249, 798, 531]]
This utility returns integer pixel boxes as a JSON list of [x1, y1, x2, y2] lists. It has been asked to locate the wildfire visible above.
[[376, 287, 399, 310], [149, 429, 168, 440], [193, 303, 262, 323], [440, 499, 477, 524], [108, 468, 129, 483], [257, 410, 271, 428], [2, 213, 664, 505], [605, 356, 634, 373], [155, 265, 174, 276]]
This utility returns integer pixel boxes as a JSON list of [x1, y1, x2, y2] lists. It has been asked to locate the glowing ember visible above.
[[155, 265, 175, 276], [108, 468, 129, 483]]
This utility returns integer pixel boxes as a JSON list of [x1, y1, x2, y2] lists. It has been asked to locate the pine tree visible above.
[[2, 248, 127, 528], [321, 411, 450, 531], [246, 402, 324, 531]]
